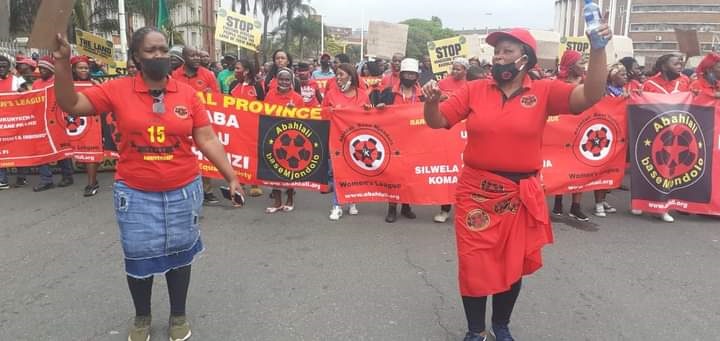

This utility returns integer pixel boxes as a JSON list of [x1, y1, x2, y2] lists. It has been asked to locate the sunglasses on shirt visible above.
[[149, 89, 165, 114]]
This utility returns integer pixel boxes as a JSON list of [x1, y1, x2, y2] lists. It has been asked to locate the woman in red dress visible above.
[[423, 26, 612, 341]]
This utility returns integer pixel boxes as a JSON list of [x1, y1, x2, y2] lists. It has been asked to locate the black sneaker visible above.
[[491, 323, 514, 341], [463, 331, 489, 341], [203, 192, 220, 205], [385, 206, 398, 223], [15, 178, 28, 187], [0, 181, 9, 190], [400, 204, 416, 219], [569, 205, 590, 222], [83, 182, 100, 197], [33, 182, 55, 192], [57, 177, 74, 187], [552, 206, 563, 216]]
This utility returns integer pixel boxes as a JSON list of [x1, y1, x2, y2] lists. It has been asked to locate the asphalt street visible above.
[[1, 173, 719, 341]]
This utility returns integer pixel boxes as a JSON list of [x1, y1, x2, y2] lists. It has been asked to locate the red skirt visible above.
[[454, 167, 553, 296]]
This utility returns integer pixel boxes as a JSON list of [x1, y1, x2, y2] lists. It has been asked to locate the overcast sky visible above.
[[221, 0, 556, 31]]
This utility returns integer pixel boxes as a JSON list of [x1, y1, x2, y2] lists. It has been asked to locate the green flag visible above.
[[157, 0, 170, 28]]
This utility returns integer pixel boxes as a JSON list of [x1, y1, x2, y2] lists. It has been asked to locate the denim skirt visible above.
[[113, 176, 204, 278]]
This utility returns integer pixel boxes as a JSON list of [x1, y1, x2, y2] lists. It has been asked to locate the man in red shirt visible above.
[[171, 46, 221, 204], [381, 53, 403, 90], [296, 62, 323, 106], [0, 55, 17, 92], [32, 56, 56, 89], [642, 53, 690, 94]]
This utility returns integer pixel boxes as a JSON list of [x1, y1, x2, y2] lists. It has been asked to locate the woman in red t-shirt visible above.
[[229, 58, 266, 198], [70, 55, 105, 197], [423, 27, 612, 341], [552, 50, 591, 221], [264, 68, 304, 213], [642, 54, 690, 94], [323, 63, 371, 221], [50, 28, 242, 341], [690, 52, 720, 98]]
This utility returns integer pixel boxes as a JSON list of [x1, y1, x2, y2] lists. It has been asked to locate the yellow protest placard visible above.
[[214, 8, 262, 51], [107, 60, 127, 76], [558, 36, 591, 60], [75, 30, 115, 66], [427, 36, 468, 79]]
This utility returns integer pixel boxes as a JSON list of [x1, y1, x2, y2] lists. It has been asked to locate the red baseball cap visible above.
[[486, 28, 537, 54]]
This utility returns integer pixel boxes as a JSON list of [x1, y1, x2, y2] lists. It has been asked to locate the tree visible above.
[[258, 0, 285, 62], [9, 0, 41, 36], [400, 16, 456, 59], [282, 0, 314, 51]]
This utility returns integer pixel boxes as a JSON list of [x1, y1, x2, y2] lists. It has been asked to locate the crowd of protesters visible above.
[[2, 24, 720, 341]]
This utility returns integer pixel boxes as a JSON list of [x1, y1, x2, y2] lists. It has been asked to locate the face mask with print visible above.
[[491, 56, 526, 84]]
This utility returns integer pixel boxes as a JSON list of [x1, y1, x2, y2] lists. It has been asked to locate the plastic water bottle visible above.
[[583, 0, 607, 49]]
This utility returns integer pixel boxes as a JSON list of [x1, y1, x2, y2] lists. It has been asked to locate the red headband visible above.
[[558, 50, 582, 79], [696, 53, 720, 76], [71, 55, 90, 66]]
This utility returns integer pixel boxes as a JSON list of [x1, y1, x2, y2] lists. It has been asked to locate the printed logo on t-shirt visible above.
[[520, 95, 537, 108], [174, 106, 189, 119]]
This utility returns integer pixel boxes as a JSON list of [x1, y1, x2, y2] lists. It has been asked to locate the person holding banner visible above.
[[71, 55, 103, 197], [32, 57, 76, 192], [423, 25, 611, 341], [228, 58, 266, 198], [375, 58, 423, 223], [323, 63, 370, 220], [690, 52, 720, 98], [552, 49, 591, 221], [265, 67, 304, 213], [632, 53, 691, 223], [14, 58, 37, 92], [297, 62, 323, 106], [51, 27, 243, 341], [642, 53, 689, 95], [0, 55, 30, 189]]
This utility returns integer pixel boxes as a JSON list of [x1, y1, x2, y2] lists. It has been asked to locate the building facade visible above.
[[554, 0, 720, 66]]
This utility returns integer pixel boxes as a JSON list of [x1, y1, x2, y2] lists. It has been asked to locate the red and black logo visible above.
[[341, 127, 394, 177], [520, 95, 537, 108], [635, 110, 707, 195], [262, 120, 323, 181], [573, 112, 623, 167], [465, 209, 491, 232], [64, 113, 89, 138], [174, 106, 189, 119]]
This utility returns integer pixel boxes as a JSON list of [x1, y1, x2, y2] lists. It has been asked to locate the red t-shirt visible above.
[[642, 73, 690, 94], [230, 82, 260, 101], [322, 87, 370, 109], [0, 76, 14, 92], [82, 74, 211, 191], [690, 77, 719, 97], [361, 76, 383, 91], [264, 88, 304, 107], [381, 72, 400, 90], [438, 77, 467, 95], [388, 82, 424, 105], [625, 79, 642, 93], [439, 76, 576, 172], [32, 76, 55, 90], [172, 66, 220, 93], [299, 80, 321, 106]]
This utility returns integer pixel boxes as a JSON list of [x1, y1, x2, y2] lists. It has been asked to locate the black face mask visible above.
[[321, 61, 330, 68], [491, 56, 525, 84], [663, 69, 680, 81], [140, 57, 171, 81], [400, 78, 417, 88]]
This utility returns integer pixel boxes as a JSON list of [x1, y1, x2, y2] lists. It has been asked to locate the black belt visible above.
[[490, 170, 537, 184]]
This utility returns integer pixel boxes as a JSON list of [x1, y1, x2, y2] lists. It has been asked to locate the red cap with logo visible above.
[[485, 28, 537, 54]]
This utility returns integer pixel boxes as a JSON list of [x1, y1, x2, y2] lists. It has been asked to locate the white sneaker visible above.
[[433, 211, 450, 223], [631, 209, 643, 216], [348, 204, 359, 215], [602, 202, 617, 213], [661, 212, 674, 223], [329, 205, 342, 221], [594, 203, 606, 217]]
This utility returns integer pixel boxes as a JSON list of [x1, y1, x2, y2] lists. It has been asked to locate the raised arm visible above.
[[52, 34, 96, 115], [422, 80, 448, 129], [569, 19, 613, 113]]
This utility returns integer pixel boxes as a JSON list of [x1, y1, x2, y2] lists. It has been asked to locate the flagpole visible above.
[[119, 0, 128, 61], [360, 9, 364, 60], [320, 14, 324, 54]]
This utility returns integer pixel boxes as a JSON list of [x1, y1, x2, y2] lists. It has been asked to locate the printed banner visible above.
[[558, 36, 590, 60], [541, 97, 628, 194], [66, 83, 104, 163], [427, 36, 468, 79], [214, 8, 262, 51], [0, 87, 72, 167], [330, 104, 466, 204], [75, 30, 115, 66], [628, 92, 720, 215], [195, 92, 330, 191]]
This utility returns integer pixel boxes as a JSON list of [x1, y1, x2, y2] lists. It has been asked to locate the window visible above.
[[632, 5, 720, 13], [191, 32, 198, 47], [630, 23, 720, 33], [633, 42, 678, 50]]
